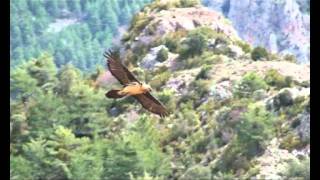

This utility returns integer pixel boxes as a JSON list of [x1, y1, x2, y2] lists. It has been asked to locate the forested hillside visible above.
[[10, 0, 309, 179], [10, 0, 152, 71]]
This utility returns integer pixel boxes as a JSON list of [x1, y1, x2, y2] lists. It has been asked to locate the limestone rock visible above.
[[205, 0, 310, 63], [139, 45, 178, 70], [209, 80, 233, 101]]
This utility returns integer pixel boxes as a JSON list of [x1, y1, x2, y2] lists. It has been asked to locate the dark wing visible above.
[[134, 93, 169, 117], [104, 50, 140, 85]]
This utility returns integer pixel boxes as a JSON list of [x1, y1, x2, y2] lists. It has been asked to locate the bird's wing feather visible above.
[[134, 93, 169, 117], [104, 50, 140, 85]]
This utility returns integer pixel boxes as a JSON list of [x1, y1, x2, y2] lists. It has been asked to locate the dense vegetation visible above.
[[10, 0, 152, 71], [11, 0, 310, 179]]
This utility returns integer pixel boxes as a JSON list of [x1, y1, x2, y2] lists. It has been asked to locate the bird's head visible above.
[[141, 83, 153, 92]]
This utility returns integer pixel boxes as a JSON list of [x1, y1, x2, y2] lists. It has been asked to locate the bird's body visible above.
[[104, 50, 169, 117], [119, 82, 151, 96]]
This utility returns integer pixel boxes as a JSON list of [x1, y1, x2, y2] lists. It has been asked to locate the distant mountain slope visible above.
[[202, 0, 310, 63], [10, 0, 152, 71]]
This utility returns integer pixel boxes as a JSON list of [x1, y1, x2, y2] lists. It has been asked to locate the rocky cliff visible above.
[[98, 0, 310, 178], [203, 0, 310, 63]]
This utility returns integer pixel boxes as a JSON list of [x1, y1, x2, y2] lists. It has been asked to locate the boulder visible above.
[[139, 45, 178, 71], [209, 80, 233, 101], [294, 110, 310, 142], [228, 44, 244, 58], [266, 87, 309, 111]]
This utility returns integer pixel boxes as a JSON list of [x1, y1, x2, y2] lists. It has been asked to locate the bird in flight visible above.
[[104, 50, 169, 117]]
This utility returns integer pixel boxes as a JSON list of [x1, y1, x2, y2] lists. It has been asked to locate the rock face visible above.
[[132, 6, 240, 48], [265, 87, 310, 111], [204, 0, 310, 63], [253, 138, 300, 180], [209, 80, 233, 101], [120, 3, 310, 179], [295, 110, 310, 142], [165, 68, 201, 95], [139, 45, 178, 70]]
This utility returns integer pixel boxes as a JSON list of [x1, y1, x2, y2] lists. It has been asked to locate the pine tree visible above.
[[44, 0, 59, 17]]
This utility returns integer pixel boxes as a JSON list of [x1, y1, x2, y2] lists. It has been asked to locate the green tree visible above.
[[44, 0, 59, 17], [251, 46, 269, 61], [180, 29, 208, 58], [235, 104, 275, 157], [27, 53, 57, 86]]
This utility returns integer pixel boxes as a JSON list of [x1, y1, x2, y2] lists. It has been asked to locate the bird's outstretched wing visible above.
[[104, 50, 140, 85], [134, 93, 169, 117]]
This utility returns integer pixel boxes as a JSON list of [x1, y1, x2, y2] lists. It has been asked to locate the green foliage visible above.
[[102, 115, 171, 179], [145, 0, 200, 12], [212, 104, 274, 172], [156, 47, 169, 62], [196, 65, 212, 80], [179, 27, 217, 58], [182, 165, 211, 179], [235, 40, 251, 54], [11, 0, 152, 71], [234, 72, 268, 98], [150, 71, 171, 90], [179, 0, 201, 7], [284, 158, 310, 180], [236, 104, 275, 157], [212, 171, 236, 180], [279, 132, 305, 151], [126, 116, 171, 176], [11, 1, 310, 179], [283, 54, 298, 63], [180, 32, 207, 58], [157, 89, 177, 111], [127, 12, 153, 42], [162, 30, 188, 53], [10, 155, 34, 180], [10, 63, 38, 98], [251, 46, 269, 61], [130, 171, 163, 180], [264, 69, 293, 89]]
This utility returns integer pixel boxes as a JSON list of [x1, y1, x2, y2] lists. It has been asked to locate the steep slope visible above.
[[115, 0, 310, 179], [10, 0, 310, 179], [203, 0, 310, 63]]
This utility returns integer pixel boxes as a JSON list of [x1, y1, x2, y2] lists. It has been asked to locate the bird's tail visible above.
[[105, 90, 126, 99]]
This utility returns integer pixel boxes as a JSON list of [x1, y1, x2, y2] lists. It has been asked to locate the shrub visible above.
[[179, 27, 219, 58], [284, 158, 310, 180], [149, 71, 171, 90], [279, 132, 305, 151], [264, 69, 292, 89], [127, 13, 153, 41], [212, 171, 235, 180], [179, 32, 207, 58], [190, 80, 210, 99], [200, 52, 224, 65], [283, 54, 297, 63], [182, 165, 211, 180], [196, 65, 212, 80], [179, 0, 201, 7], [156, 47, 169, 62], [236, 104, 275, 157], [234, 72, 268, 98], [10, 155, 34, 180], [251, 46, 269, 61], [235, 40, 251, 54], [162, 30, 188, 53], [156, 88, 176, 111]]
